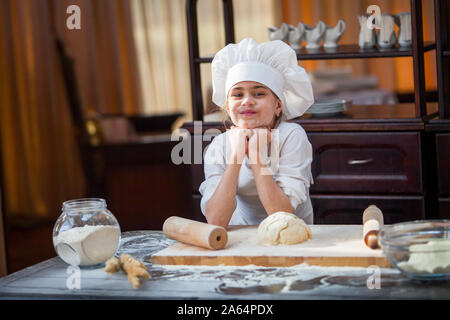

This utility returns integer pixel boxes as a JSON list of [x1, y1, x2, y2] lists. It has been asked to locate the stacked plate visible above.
[[305, 98, 347, 117]]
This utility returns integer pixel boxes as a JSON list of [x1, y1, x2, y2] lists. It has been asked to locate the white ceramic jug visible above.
[[377, 14, 397, 48], [324, 20, 346, 48], [288, 22, 305, 50], [268, 23, 289, 42], [395, 12, 412, 47], [304, 21, 326, 49], [358, 15, 377, 49]]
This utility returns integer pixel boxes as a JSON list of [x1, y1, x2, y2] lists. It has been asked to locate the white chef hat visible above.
[[211, 38, 314, 120]]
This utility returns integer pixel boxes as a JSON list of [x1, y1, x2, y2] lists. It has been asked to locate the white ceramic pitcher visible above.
[[324, 20, 346, 48], [358, 15, 377, 49], [395, 12, 412, 47], [268, 23, 289, 42], [304, 21, 326, 49], [377, 14, 397, 48], [288, 22, 305, 50]]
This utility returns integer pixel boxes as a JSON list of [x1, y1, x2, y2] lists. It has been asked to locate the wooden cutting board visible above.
[[152, 225, 391, 268]]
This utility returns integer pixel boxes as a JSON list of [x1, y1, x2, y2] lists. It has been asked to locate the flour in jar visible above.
[[54, 225, 120, 266]]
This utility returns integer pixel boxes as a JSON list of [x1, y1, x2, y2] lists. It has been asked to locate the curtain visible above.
[[0, 0, 141, 221], [52, 0, 143, 116], [130, 0, 191, 117], [0, 184, 6, 276], [0, 0, 84, 221]]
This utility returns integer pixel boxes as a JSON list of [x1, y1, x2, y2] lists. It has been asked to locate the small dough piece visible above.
[[258, 211, 312, 245], [104, 256, 121, 274], [120, 254, 150, 289]]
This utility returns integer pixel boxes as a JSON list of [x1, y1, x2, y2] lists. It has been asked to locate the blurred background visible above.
[[0, 0, 437, 274]]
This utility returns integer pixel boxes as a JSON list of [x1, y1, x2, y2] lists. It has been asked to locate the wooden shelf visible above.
[[297, 103, 438, 132], [296, 42, 436, 60], [300, 102, 438, 120], [183, 103, 439, 133], [196, 42, 436, 63], [426, 119, 450, 132], [185, 117, 424, 132], [187, 0, 443, 121]]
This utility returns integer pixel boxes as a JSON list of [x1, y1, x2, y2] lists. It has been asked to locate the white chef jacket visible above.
[[199, 121, 314, 225]]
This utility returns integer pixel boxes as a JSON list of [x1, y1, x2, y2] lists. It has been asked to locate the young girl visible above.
[[199, 38, 314, 228]]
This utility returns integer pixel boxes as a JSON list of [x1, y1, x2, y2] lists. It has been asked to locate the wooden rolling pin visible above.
[[362, 205, 384, 249], [162, 216, 228, 250]]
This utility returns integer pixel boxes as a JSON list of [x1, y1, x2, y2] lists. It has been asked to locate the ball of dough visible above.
[[258, 212, 312, 245]]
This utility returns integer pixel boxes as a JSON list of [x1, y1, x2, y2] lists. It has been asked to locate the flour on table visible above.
[[54, 225, 120, 266], [398, 239, 450, 274], [153, 263, 399, 289]]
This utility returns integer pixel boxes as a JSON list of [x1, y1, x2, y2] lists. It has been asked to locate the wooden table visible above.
[[0, 231, 449, 300]]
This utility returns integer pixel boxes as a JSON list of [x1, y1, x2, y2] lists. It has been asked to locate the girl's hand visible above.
[[226, 126, 253, 165], [247, 127, 272, 165]]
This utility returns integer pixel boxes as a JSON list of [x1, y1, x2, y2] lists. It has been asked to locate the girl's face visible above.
[[226, 81, 281, 129]]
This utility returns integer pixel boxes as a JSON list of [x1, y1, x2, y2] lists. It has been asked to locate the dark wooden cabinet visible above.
[[308, 132, 426, 223], [439, 199, 450, 219], [311, 195, 424, 224], [436, 133, 450, 195], [309, 132, 422, 194], [435, 133, 450, 219]]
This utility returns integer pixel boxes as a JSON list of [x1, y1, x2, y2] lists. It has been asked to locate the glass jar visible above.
[[53, 198, 121, 268]]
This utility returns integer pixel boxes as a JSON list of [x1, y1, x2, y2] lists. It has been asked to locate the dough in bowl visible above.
[[258, 211, 312, 245]]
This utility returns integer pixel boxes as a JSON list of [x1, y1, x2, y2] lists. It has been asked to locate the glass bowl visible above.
[[379, 220, 450, 280]]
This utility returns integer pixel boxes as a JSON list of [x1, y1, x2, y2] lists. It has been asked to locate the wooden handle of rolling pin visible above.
[[362, 205, 384, 249], [162, 216, 228, 250]]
